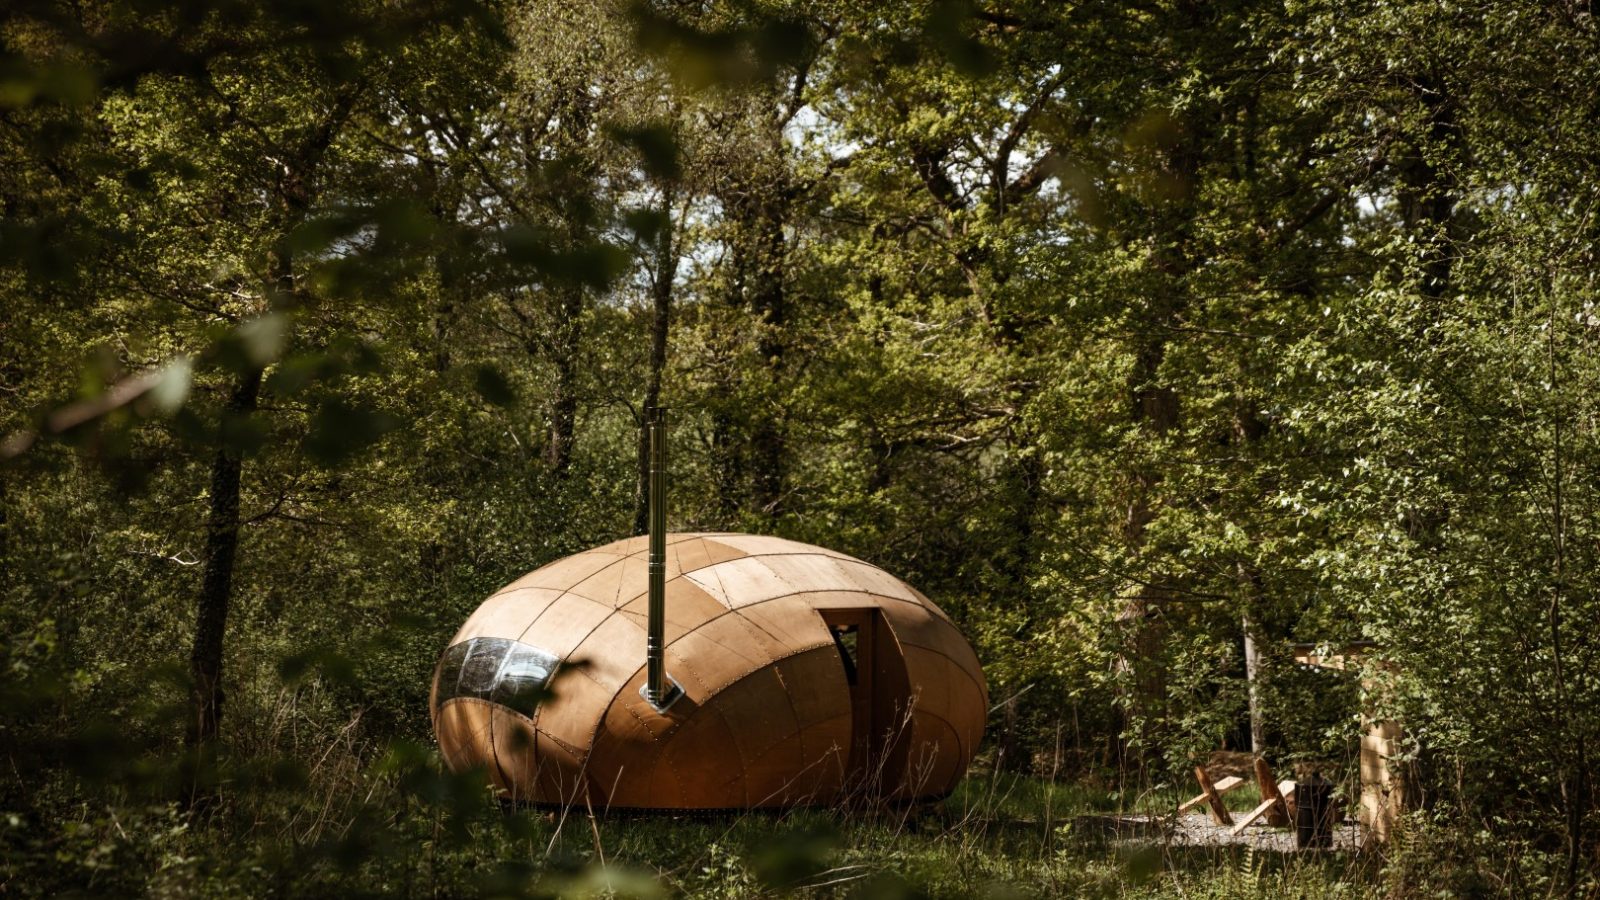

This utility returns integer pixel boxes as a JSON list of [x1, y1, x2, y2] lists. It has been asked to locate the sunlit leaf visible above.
[[143, 357, 192, 415]]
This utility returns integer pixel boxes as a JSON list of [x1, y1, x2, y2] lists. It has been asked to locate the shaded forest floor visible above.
[[10, 763, 1388, 898]]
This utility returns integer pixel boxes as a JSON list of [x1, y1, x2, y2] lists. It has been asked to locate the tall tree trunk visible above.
[[745, 196, 787, 519], [1116, 84, 1213, 759], [1389, 72, 1460, 829], [431, 299, 454, 375], [708, 174, 786, 522], [1242, 610, 1264, 754], [545, 289, 583, 476], [188, 366, 263, 746], [0, 470, 8, 571], [1117, 341, 1180, 745], [546, 365, 577, 476], [1235, 405, 1271, 757], [421, 150, 457, 376], [1117, 178, 1196, 742], [710, 409, 745, 521], [188, 229, 286, 751], [1395, 75, 1458, 303], [182, 83, 357, 756]]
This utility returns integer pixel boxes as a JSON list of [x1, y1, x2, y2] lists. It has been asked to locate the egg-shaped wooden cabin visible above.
[[431, 533, 987, 810]]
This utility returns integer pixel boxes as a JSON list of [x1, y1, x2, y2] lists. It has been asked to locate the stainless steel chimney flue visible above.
[[641, 406, 680, 712]]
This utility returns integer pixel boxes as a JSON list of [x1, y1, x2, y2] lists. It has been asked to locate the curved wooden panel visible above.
[[685, 556, 793, 608], [502, 551, 623, 594], [709, 665, 803, 806], [668, 536, 733, 576], [618, 578, 724, 643], [902, 711, 963, 797], [454, 587, 565, 644], [790, 712, 852, 801], [516, 594, 613, 659], [568, 555, 649, 608], [489, 705, 540, 801], [666, 622, 771, 693], [901, 645, 958, 731], [588, 699, 672, 808], [774, 645, 853, 726], [695, 537, 757, 567], [569, 613, 646, 691], [531, 727, 589, 804], [738, 597, 836, 649], [876, 601, 957, 659], [659, 704, 744, 808], [534, 670, 615, 756], [829, 558, 921, 604], [436, 697, 495, 777]]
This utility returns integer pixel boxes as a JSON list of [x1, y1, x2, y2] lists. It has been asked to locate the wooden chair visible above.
[[1180, 767, 1246, 825], [1181, 757, 1298, 832]]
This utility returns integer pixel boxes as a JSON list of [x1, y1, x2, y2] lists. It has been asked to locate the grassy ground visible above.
[[481, 770, 1383, 899], [335, 769, 1381, 899], [18, 751, 1385, 898]]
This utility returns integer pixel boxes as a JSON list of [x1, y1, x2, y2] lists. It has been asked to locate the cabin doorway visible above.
[[819, 608, 912, 796]]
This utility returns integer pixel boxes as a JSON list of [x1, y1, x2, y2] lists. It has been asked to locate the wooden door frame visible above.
[[819, 607, 911, 795]]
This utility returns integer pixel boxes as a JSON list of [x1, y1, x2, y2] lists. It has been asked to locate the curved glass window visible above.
[[435, 637, 560, 717]]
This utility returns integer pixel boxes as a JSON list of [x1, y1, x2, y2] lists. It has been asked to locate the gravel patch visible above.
[[1079, 812, 1365, 853]]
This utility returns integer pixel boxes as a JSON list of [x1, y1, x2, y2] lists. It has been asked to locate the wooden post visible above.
[[1361, 719, 1404, 841]]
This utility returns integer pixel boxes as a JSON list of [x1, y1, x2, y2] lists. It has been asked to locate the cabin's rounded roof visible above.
[[432, 533, 986, 808], [466, 532, 959, 630]]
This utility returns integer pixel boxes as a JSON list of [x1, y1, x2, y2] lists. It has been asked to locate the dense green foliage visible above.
[[4, 0, 1599, 895]]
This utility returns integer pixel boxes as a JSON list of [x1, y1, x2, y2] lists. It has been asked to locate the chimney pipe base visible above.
[[639, 675, 684, 714]]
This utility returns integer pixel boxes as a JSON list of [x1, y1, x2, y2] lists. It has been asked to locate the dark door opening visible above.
[[819, 608, 911, 796]]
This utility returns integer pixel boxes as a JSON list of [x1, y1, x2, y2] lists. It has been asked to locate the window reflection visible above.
[[434, 636, 560, 717]]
